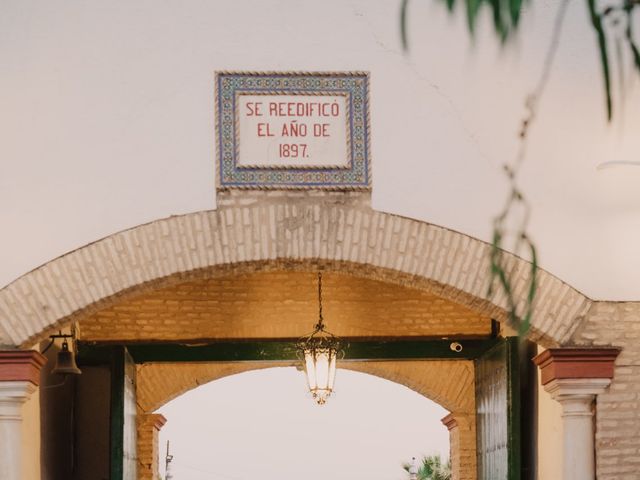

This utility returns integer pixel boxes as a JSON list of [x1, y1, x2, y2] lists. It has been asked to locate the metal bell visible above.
[[52, 339, 82, 375]]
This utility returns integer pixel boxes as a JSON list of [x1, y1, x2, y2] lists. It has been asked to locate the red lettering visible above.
[[257, 123, 274, 137], [313, 123, 330, 137], [246, 102, 263, 116], [279, 143, 308, 158]]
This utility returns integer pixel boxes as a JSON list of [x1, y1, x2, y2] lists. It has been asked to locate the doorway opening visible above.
[[157, 367, 450, 480]]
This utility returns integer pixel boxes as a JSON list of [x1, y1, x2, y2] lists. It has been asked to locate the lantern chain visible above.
[[317, 272, 324, 331]]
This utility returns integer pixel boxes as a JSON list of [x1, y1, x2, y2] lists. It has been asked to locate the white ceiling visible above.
[[1, 0, 639, 300]]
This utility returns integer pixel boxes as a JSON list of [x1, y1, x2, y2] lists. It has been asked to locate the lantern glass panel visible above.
[[304, 350, 315, 389], [328, 353, 337, 389], [315, 348, 331, 390]]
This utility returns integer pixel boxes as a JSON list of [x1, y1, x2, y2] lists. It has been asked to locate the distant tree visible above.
[[402, 454, 452, 480]]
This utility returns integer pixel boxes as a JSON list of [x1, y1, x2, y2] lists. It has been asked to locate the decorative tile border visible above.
[[216, 72, 371, 190]]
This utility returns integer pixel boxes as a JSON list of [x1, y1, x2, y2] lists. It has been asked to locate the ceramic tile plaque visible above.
[[216, 72, 370, 189]]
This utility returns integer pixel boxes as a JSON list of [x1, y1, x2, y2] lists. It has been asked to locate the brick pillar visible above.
[[534, 348, 619, 480], [441, 412, 475, 480], [137, 413, 167, 480], [0, 350, 47, 480], [441, 414, 459, 479]]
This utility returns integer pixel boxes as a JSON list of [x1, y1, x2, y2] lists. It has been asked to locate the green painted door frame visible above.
[[475, 337, 536, 480], [79, 337, 500, 364], [78, 335, 534, 480], [108, 346, 125, 480], [97, 346, 137, 480]]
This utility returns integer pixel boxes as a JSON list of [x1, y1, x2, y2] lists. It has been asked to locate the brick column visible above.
[[441, 414, 459, 479], [441, 412, 475, 480], [534, 348, 619, 480], [137, 413, 167, 480], [0, 350, 47, 480]]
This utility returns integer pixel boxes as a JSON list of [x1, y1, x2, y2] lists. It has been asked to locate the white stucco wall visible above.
[[1, 0, 639, 300]]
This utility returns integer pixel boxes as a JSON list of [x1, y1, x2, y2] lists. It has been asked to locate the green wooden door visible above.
[[475, 337, 521, 480], [110, 347, 138, 480]]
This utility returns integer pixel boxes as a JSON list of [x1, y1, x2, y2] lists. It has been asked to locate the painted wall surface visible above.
[[536, 348, 563, 480], [21, 385, 40, 480], [39, 352, 75, 480], [1, 1, 639, 301], [74, 366, 111, 480]]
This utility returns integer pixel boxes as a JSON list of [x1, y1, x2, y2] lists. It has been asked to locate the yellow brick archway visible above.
[[137, 361, 474, 414], [78, 270, 493, 342], [138, 361, 478, 480], [0, 194, 591, 347]]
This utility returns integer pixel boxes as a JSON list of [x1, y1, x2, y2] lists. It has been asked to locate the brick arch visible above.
[[137, 362, 294, 413], [0, 192, 591, 347]]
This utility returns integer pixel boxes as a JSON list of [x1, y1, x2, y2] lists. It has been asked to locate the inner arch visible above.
[[156, 367, 451, 480]]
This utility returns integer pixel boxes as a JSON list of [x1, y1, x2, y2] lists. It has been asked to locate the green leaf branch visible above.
[[401, 0, 639, 334], [404, 0, 640, 119]]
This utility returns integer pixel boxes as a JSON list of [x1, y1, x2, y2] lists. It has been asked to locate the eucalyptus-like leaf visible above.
[[428, 0, 638, 122], [588, 0, 613, 120], [518, 238, 538, 336], [626, 9, 640, 71], [489, 0, 509, 41], [465, 0, 482, 34], [510, 0, 524, 25], [439, 0, 527, 40], [400, 0, 410, 50], [631, 41, 640, 70]]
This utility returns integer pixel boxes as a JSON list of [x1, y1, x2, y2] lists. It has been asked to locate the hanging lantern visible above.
[[297, 272, 343, 405]]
